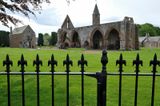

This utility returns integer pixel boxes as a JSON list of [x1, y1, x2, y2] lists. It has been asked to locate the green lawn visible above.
[[0, 47, 160, 106]]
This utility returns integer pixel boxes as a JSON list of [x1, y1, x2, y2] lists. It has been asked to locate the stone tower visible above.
[[92, 4, 100, 25]]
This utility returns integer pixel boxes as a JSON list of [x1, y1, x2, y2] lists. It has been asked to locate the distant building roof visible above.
[[139, 36, 160, 43], [139, 37, 146, 42], [12, 25, 29, 35], [147, 36, 160, 42]]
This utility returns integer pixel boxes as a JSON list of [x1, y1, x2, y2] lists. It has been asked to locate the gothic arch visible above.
[[71, 31, 81, 47], [90, 28, 104, 49], [59, 31, 70, 49], [84, 40, 89, 48], [106, 28, 120, 50], [60, 31, 67, 43]]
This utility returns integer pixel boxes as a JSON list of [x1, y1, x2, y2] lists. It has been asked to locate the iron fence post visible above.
[[48, 54, 57, 106], [96, 71, 107, 106], [33, 54, 42, 106], [116, 54, 126, 106], [86, 50, 108, 106], [133, 54, 143, 106], [150, 54, 160, 106], [18, 54, 27, 106], [78, 54, 87, 106], [63, 54, 72, 106], [3, 55, 13, 106]]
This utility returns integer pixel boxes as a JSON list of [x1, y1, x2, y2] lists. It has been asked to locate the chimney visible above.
[[10, 27, 12, 35]]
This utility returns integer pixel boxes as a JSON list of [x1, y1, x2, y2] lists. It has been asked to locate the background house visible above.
[[10, 25, 36, 48], [139, 34, 160, 48]]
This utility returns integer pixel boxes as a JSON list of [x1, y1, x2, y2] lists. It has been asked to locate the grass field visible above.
[[0, 47, 160, 106]]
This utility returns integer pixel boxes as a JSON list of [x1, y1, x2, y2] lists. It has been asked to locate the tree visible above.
[[37, 33, 44, 46], [50, 32, 57, 46], [0, 30, 9, 47], [138, 23, 160, 36], [155, 27, 160, 35], [0, 0, 50, 27], [43, 33, 50, 46]]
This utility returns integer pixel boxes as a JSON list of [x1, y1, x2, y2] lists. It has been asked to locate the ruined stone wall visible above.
[[57, 17, 139, 50]]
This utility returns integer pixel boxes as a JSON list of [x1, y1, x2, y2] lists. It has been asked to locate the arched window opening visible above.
[[61, 32, 67, 43], [72, 32, 80, 48], [92, 30, 103, 49], [84, 41, 89, 48], [107, 29, 120, 50]]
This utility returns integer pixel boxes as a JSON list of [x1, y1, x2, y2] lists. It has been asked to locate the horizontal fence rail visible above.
[[0, 50, 160, 106]]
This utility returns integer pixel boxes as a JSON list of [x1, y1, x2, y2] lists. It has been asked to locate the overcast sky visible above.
[[1, 0, 160, 36]]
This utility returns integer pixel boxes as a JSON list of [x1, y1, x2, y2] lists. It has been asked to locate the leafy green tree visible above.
[[43, 33, 51, 46], [155, 27, 160, 35], [37, 33, 44, 46], [138, 23, 160, 36], [138, 23, 156, 36], [50, 32, 57, 46], [0, 31, 9, 47]]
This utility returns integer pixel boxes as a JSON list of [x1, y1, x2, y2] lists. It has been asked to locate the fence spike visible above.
[[48, 54, 57, 72], [33, 54, 42, 66], [3, 54, 13, 72], [116, 53, 126, 72], [133, 54, 143, 72], [78, 54, 87, 72], [33, 54, 42, 72], [18, 54, 27, 72], [63, 54, 73, 69], [150, 53, 160, 73]]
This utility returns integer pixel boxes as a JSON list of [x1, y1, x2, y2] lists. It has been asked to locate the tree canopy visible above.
[[37, 32, 57, 46], [50, 32, 57, 46], [0, 0, 50, 27], [138, 23, 160, 36], [0, 30, 10, 47], [43, 33, 50, 46], [37, 33, 44, 46]]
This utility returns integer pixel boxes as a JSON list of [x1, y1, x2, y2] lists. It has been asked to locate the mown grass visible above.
[[0, 47, 160, 106]]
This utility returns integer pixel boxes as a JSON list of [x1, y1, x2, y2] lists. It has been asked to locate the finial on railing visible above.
[[63, 54, 73, 72], [3, 54, 13, 72], [133, 54, 143, 72], [48, 54, 57, 72], [18, 54, 27, 72], [101, 50, 108, 71], [150, 54, 160, 73], [116, 54, 126, 72], [33, 54, 42, 72], [78, 54, 87, 72]]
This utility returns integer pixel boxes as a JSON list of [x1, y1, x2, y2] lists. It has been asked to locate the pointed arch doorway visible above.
[[71, 31, 81, 47], [107, 29, 120, 50], [92, 30, 103, 49]]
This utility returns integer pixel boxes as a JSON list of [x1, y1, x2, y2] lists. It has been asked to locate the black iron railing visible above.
[[0, 50, 160, 106]]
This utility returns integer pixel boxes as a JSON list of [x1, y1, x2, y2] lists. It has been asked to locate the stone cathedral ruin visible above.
[[57, 4, 139, 50]]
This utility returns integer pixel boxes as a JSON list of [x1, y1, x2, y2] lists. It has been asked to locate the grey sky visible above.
[[1, 0, 160, 35]]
